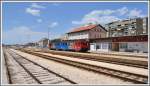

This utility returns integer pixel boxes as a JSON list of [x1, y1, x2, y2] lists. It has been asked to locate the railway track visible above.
[[4, 49, 76, 84], [44, 51, 148, 69], [26, 49, 147, 69], [3, 49, 13, 84], [19, 49, 148, 84]]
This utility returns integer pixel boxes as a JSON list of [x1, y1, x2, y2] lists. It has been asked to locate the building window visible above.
[[102, 43, 108, 49], [120, 43, 127, 49]]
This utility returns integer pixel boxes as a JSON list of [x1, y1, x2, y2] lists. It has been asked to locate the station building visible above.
[[90, 35, 148, 53], [67, 24, 107, 40]]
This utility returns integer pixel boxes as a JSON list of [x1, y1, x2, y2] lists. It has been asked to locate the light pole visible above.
[[47, 27, 50, 48]]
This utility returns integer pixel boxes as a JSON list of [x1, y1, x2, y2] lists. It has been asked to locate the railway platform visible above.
[[89, 51, 148, 58]]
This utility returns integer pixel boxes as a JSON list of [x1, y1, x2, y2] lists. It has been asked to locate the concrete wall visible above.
[[90, 42, 110, 52], [68, 31, 89, 40], [89, 26, 107, 39], [127, 42, 148, 53], [119, 42, 148, 53], [38, 40, 48, 48], [68, 25, 107, 40], [90, 42, 148, 53]]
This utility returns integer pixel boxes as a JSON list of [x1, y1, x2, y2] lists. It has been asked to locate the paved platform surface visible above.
[[89, 51, 148, 57], [47, 49, 148, 62], [26, 47, 148, 58]]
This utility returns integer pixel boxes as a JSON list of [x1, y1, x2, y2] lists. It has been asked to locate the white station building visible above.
[[67, 24, 107, 40]]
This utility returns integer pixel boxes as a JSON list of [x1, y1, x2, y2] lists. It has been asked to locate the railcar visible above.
[[49, 39, 89, 52], [72, 40, 89, 52], [60, 42, 69, 50]]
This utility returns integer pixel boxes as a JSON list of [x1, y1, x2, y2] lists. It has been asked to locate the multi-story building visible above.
[[142, 17, 148, 34], [105, 17, 148, 37], [37, 38, 49, 48], [67, 24, 107, 40]]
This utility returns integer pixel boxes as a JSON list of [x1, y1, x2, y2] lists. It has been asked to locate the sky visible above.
[[2, 2, 148, 44]]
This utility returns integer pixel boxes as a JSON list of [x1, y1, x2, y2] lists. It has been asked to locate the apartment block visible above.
[[142, 17, 148, 34], [105, 17, 148, 37]]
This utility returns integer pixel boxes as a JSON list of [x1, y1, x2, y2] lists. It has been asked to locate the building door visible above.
[[90, 43, 96, 51], [112, 42, 119, 51]]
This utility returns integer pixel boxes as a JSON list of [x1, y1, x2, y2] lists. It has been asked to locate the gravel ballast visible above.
[[11, 49, 134, 84]]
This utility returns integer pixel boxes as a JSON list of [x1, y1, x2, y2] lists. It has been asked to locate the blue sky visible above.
[[2, 2, 148, 44]]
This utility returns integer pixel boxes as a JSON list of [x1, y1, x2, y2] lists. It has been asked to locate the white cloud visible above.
[[117, 7, 128, 15], [72, 15, 120, 25], [72, 8, 121, 25], [3, 26, 47, 44], [86, 9, 115, 17], [72, 8, 122, 25], [26, 3, 45, 16], [72, 7, 146, 25], [26, 8, 40, 16], [31, 3, 45, 9], [98, 16, 121, 24], [37, 19, 43, 23], [128, 9, 145, 17], [48, 22, 59, 28]]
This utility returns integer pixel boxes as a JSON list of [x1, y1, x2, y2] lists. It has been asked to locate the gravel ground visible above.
[[1, 50, 9, 84], [11, 49, 134, 85], [4, 51, 38, 84]]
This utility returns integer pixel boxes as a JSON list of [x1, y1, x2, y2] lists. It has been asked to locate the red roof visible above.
[[68, 24, 97, 33]]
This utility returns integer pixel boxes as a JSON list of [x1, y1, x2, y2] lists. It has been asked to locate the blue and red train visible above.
[[49, 39, 89, 52]]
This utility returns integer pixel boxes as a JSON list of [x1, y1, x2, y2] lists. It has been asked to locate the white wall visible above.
[[90, 42, 109, 52], [68, 32, 89, 40], [127, 42, 148, 53], [91, 42, 148, 53]]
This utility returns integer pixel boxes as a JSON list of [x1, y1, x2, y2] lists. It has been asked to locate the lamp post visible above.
[[47, 27, 50, 48]]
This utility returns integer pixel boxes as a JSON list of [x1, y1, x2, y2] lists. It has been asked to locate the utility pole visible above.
[[47, 27, 50, 48]]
